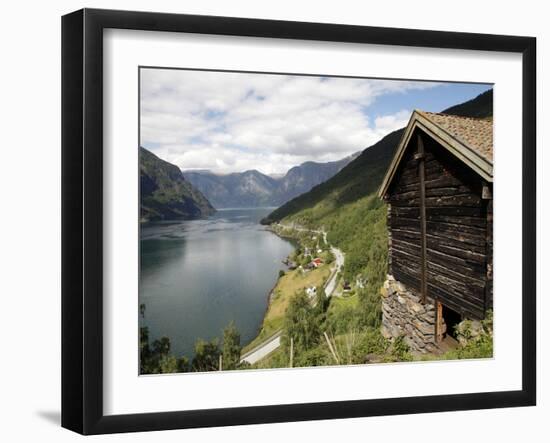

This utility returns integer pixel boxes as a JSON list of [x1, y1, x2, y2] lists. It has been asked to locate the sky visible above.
[[140, 68, 492, 176]]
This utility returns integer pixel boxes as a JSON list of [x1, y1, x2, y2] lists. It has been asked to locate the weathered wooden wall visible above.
[[387, 131, 490, 320], [485, 198, 493, 311]]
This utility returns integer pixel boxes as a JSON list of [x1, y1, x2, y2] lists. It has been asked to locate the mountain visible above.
[[184, 169, 279, 209], [261, 89, 494, 225], [140, 147, 215, 222], [260, 131, 400, 225], [275, 154, 359, 203], [443, 88, 493, 118], [184, 153, 359, 209]]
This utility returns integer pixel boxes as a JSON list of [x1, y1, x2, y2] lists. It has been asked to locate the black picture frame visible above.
[[61, 8, 537, 435]]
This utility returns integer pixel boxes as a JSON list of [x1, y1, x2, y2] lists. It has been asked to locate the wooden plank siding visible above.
[[485, 198, 493, 311], [388, 145, 422, 289], [387, 130, 489, 320]]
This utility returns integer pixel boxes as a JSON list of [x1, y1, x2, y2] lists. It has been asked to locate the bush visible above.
[[388, 335, 413, 361], [443, 333, 493, 360], [294, 346, 332, 367], [350, 329, 389, 363]]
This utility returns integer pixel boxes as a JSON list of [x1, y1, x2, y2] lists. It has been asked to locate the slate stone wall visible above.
[[381, 275, 446, 354]]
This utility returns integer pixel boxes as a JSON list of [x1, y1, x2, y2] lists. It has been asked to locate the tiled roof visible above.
[[418, 111, 493, 164]]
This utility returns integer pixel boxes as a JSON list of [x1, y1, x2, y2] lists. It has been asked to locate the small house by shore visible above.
[[312, 258, 323, 268], [378, 110, 493, 353]]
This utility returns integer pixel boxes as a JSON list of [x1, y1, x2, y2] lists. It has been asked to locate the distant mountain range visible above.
[[261, 89, 494, 225], [184, 153, 360, 209], [140, 147, 215, 222]]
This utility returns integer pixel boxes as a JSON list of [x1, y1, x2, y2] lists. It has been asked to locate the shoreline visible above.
[[242, 222, 333, 356], [242, 225, 297, 354]]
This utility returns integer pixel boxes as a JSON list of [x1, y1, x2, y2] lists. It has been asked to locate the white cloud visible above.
[[140, 69, 435, 174]]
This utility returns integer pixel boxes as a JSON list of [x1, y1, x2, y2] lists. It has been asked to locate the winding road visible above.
[[324, 244, 345, 296], [240, 224, 344, 365]]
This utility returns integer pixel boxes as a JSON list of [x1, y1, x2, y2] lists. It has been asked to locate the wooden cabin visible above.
[[379, 110, 493, 341]]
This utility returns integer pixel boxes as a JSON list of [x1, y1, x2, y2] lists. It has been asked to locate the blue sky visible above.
[[368, 82, 492, 116], [141, 69, 491, 175]]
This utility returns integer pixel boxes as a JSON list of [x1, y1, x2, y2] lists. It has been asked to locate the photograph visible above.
[[138, 68, 494, 374]]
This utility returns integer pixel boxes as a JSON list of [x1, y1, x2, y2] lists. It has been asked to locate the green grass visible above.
[[328, 293, 359, 314]]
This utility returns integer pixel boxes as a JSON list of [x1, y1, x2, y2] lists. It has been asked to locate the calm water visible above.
[[139, 208, 295, 359]]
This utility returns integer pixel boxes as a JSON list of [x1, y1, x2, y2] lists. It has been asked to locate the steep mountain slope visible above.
[[275, 153, 359, 204], [140, 147, 215, 222], [261, 131, 401, 224], [443, 88, 493, 118], [185, 153, 358, 209]]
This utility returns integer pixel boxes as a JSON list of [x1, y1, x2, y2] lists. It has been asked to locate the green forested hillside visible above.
[[442, 88, 493, 118]]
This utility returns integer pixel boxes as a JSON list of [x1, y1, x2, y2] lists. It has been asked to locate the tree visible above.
[[191, 338, 221, 372], [152, 336, 171, 356], [315, 286, 329, 314], [222, 321, 241, 370], [140, 327, 189, 374], [158, 354, 179, 373], [283, 291, 321, 357], [177, 356, 190, 372], [140, 327, 152, 374], [149, 336, 176, 374]]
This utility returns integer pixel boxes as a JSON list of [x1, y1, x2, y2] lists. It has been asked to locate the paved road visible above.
[[324, 244, 345, 297], [240, 331, 283, 365]]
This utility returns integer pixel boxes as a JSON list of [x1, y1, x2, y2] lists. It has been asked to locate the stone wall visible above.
[[380, 275, 446, 354]]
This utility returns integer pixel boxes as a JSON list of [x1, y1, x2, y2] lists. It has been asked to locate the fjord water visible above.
[[139, 208, 295, 359]]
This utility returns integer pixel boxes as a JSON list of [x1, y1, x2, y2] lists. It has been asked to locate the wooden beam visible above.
[[435, 300, 443, 343], [418, 133, 428, 304], [324, 332, 340, 365]]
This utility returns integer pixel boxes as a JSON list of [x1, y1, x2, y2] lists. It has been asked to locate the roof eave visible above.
[[378, 111, 493, 199]]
